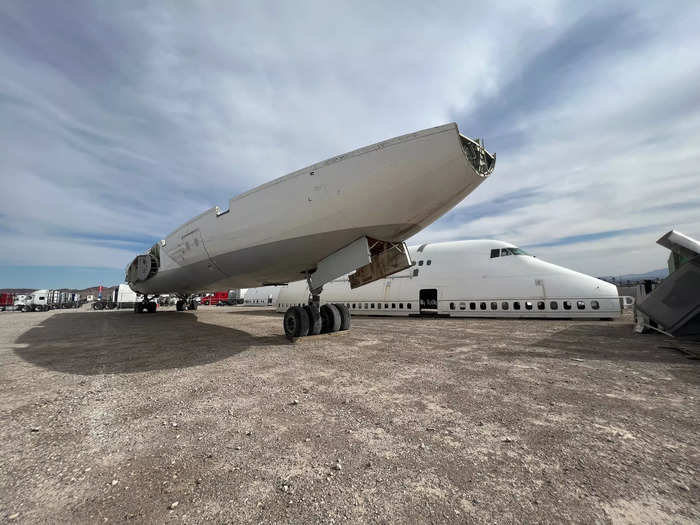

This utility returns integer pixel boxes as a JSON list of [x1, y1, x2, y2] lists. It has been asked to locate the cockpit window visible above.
[[490, 249, 500, 258], [500, 247, 528, 256]]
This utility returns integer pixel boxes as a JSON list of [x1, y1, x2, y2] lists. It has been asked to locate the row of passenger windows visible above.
[[280, 300, 600, 311], [279, 302, 413, 310], [349, 302, 412, 310], [448, 300, 600, 311]]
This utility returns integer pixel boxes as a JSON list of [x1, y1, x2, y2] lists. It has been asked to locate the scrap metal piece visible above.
[[635, 255, 700, 336], [308, 237, 371, 293], [349, 239, 411, 289]]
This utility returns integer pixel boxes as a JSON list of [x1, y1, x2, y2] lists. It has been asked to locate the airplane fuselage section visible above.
[[129, 124, 494, 295]]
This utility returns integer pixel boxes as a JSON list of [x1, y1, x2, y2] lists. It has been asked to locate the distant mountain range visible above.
[[599, 268, 668, 282]]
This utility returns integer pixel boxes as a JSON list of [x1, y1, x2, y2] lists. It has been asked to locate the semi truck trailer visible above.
[[92, 284, 141, 310]]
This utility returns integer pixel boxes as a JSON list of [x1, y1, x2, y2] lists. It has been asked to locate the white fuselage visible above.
[[276, 240, 622, 319], [129, 123, 494, 295], [242, 285, 282, 306]]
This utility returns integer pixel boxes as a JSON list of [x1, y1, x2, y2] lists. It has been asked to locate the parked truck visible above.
[[200, 291, 230, 305], [15, 290, 84, 312], [92, 283, 141, 310], [1, 293, 14, 311], [201, 290, 242, 306]]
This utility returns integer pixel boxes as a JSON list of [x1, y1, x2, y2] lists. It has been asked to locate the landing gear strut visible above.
[[283, 288, 350, 339]]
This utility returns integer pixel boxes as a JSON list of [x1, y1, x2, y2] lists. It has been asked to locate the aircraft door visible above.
[[419, 289, 438, 314]]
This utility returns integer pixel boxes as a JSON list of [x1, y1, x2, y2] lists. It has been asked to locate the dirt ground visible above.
[[0, 306, 698, 524]]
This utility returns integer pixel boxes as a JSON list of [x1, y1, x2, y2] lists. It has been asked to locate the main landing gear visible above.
[[135, 296, 158, 313], [283, 290, 351, 339], [175, 298, 198, 312]]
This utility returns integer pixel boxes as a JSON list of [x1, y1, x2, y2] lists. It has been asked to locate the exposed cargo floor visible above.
[[0, 307, 698, 523]]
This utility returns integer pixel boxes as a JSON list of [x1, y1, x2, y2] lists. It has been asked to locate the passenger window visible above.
[[352, 303, 356, 309], [371, 303, 375, 309], [459, 302, 466, 310], [364, 303, 368, 309], [591, 300, 600, 310], [513, 302, 520, 310], [491, 302, 498, 310], [563, 301, 572, 310], [426, 260, 431, 266], [490, 249, 500, 258], [377, 303, 381, 309], [480, 302, 487, 310], [413, 269, 419, 277], [469, 302, 476, 310], [399, 303, 403, 309], [450, 302, 455, 310], [577, 301, 586, 310], [392, 303, 396, 308], [525, 301, 533, 310], [407, 303, 411, 309], [502, 302, 509, 310], [537, 301, 545, 310], [550, 301, 558, 310], [418, 260, 424, 266], [385, 303, 389, 308]]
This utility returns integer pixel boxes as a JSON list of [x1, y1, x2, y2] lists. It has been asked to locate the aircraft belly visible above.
[[136, 224, 414, 294]]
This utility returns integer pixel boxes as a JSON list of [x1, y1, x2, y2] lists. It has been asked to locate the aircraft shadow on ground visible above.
[[493, 323, 700, 372], [225, 308, 281, 317], [13, 311, 287, 376]]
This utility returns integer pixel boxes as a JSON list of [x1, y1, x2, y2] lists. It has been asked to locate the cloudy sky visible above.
[[1, 1, 699, 288]]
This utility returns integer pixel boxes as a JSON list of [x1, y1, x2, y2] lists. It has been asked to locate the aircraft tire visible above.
[[189, 300, 198, 311], [334, 303, 351, 331], [147, 301, 157, 313], [320, 304, 341, 333], [176, 300, 184, 312], [284, 306, 310, 339], [94, 302, 104, 311], [304, 305, 322, 335]]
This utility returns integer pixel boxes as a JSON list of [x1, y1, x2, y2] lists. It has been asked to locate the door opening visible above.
[[419, 289, 438, 315]]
